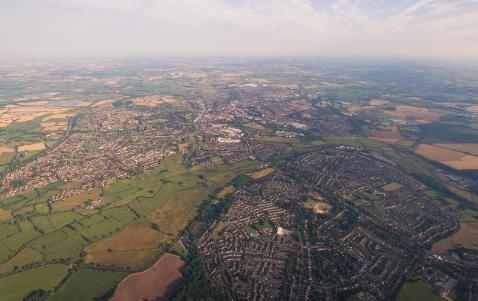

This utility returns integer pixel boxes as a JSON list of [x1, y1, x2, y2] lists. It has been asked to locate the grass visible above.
[[0, 264, 67, 301], [395, 281, 442, 301], [361, 191, 381, 201], [48, 269, 126, 301]]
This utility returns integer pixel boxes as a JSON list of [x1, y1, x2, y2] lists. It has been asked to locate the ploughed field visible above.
[[111, 253, 184, 301]]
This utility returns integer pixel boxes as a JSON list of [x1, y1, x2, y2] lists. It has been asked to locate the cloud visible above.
[[0, 0, 477, 59]]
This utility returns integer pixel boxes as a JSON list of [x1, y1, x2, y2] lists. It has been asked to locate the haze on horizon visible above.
[[1, 0, 478, 60]]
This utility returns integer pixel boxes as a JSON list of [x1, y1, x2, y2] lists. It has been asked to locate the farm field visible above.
[[111, 253, 184, 301], [0, 153, 259, 297], [415, 144, 478, 170], [384, 105, 441, 124], [0, 264, 67, 301], [433, 223, 478, 252], [48, 269, 126, 301], [395, 281, 442, 301]]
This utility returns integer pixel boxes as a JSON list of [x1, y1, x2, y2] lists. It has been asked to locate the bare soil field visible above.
[[433, 223, 478, 252], [18, 142, 46, 152], [415, 144, 465, 161], [111, 253, 184, 301], [369, 99, 390, 106], [466, 105, 478, 113], [415, 144, 478, 170], [0, 146, 15, 154], [91, 99, 116, 107], [384, 105, 441, 124], [442, 155, 478, 170], [434, 144, 478, 156]]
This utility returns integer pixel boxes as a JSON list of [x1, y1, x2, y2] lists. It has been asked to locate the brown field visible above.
[[84, 221, 166, 269], [369, 99, 390, 106], [0, 208, 11, 222], [18, 142, 46, 152], [443, 155, 478, 170], [91, 99, 116, 107], [41, 121, 68, 132], [433, 223, 478, 252], [382, 182, 403, 192], [16, 100, 51, 106], [415, 144, 464, 161], [434, 144, 478, 156], [170, 71, 207, 79], [370, 128, 402, 144], [131, 95, 180, 107], [0, 106, 70, 127], [247, 168, 275, 179], [415, 144, 478, 170], [43, 113, 75, 121], [466, 105, 478, 113], [111, 253, 184, 301], [320, 81, 344, 88], [384, 105, 441, 124], [0, 146, 15, 154]]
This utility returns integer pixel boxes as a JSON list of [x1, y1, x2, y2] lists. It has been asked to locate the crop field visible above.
[[382, 182, 403, 192], [111, 253, 184, 301], [395, 281, 442, 301], [370, 127, 402, 144], [369, 98, 390, 106], [384, 105, 441, 124], [48, 269, 126, 301], [247, 167, 275, 179], [433, 223, 478, 252], [415, 144, 478, 170], [0, 264, 67, 301], [0, 153, 258, 298]]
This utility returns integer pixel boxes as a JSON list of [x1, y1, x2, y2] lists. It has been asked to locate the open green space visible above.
[[0, 264, 67, 301], [395, 281, 442, 301]]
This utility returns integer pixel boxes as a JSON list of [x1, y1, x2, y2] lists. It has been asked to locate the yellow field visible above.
[[415, 144, 478, 170], [466, 105, 478, 113], [18, 142, 46, 152], [382, 182, 403, 191], [91, 99, 116, 107], [0, 146, 15, 154], [131, 95, 180, 107], [43, 113, 75, 121], [247, 168, 275, 179], [41, 121, 68, 132], [52, 188, 102, 212], [369, 99, 390, 106], [216, 185, 236, 199], [433, 223, 478, 252], [0, 106, 70, 127], [0, 208, 11, 222]]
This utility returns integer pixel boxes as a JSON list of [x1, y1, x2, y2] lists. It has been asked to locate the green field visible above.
[[0, 154, 259, 298], [0, 264, 67, 301], [48, 269, 126, 301], [395, 281, 443, 301]]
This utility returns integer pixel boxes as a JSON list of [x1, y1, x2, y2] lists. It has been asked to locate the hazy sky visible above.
[[2, 0, 478, 59]]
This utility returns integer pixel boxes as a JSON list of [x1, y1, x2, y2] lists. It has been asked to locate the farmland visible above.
[[111, 253, 184, 301]]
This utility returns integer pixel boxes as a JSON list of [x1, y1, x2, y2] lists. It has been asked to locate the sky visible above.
[[1, 0, 478, 59]]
